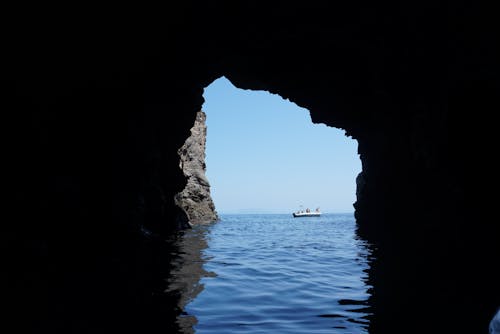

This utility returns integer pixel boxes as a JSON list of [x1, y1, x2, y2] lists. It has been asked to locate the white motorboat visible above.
[[292, 207, 321, 217]]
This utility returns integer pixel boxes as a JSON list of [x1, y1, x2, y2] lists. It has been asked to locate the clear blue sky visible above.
[[203, 77, 361, 214]]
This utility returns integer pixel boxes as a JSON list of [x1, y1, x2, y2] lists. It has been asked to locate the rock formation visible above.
[[175, 111, 218, 224]]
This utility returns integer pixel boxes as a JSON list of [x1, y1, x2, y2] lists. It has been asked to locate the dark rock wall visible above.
[[4, 1, 498, 333], [175, 110, 218, 224]]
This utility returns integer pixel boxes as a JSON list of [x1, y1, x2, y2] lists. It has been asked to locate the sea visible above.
[[166, 213, 373, 334]]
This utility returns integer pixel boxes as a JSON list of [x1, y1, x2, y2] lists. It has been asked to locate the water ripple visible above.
[[171, 213, 373, 333]]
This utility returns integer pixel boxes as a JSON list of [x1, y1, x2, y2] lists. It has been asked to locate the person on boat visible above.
[[306, 208, 310, 213]]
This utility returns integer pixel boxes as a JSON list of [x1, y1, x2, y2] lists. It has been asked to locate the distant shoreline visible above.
[[216, 211, 355, 215]]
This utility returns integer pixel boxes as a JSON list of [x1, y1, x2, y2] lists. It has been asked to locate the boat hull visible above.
[[292, 212, 321, 217]]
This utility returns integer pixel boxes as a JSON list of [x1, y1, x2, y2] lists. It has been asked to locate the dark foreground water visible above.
[[167, 213, 373, 334]]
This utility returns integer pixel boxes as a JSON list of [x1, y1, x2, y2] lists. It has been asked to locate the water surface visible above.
[[168, 213, 373, 333]]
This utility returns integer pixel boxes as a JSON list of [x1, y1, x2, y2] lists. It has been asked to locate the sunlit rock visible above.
[[176, 111, 219, 224]]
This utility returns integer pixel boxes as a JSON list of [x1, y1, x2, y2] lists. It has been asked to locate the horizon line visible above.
[[216, 211, 355, 215]]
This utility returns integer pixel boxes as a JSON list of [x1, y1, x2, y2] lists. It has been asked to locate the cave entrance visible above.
[[171, 76, 372, 333], [203, 76, 361, 215]]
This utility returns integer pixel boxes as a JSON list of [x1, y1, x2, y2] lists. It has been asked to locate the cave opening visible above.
[[202, 76, 362, 216], [170, 76, 372, 333]]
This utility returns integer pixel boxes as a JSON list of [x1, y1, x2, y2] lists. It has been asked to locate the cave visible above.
[[4, 1, 498, 333]]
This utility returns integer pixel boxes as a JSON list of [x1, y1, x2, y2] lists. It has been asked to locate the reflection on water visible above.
[[165, 225, 214, 333], [166, 214, 374, 334]]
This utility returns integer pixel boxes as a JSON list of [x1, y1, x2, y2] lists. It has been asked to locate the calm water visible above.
[[167, 213, 373, 334]]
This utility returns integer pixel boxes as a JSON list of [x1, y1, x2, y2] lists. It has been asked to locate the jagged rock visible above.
[[175, 111, 218, 224]]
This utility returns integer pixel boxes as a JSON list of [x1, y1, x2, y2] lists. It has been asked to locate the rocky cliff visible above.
[[175, 111, 218, 224]]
